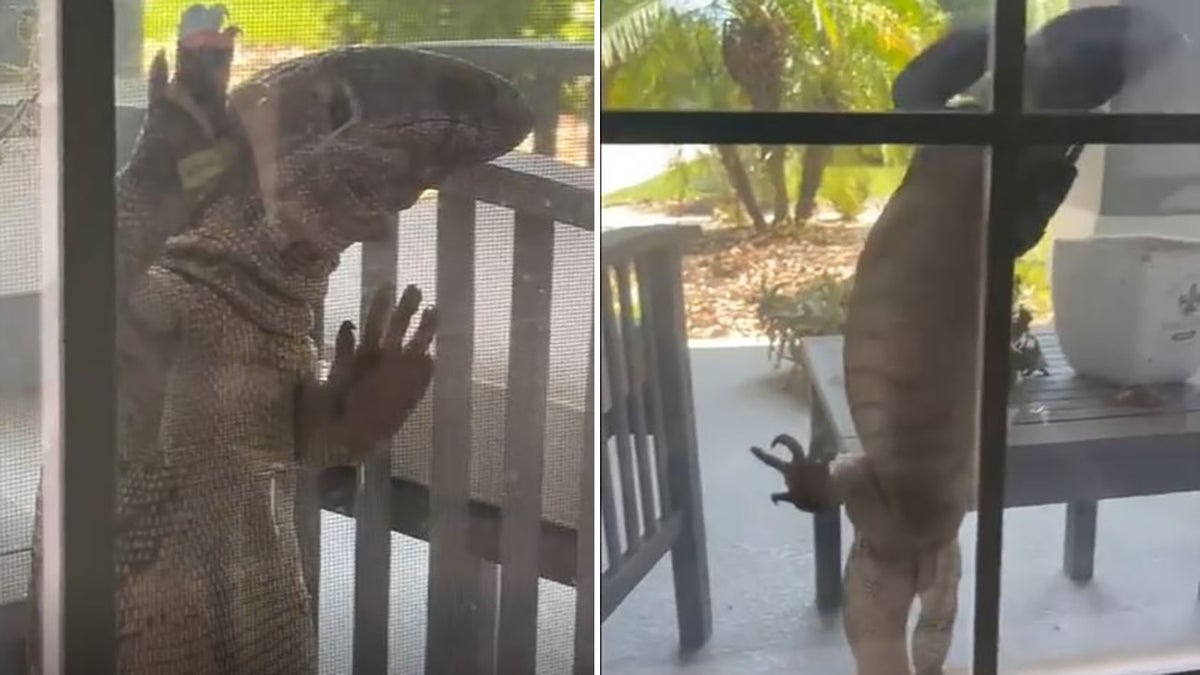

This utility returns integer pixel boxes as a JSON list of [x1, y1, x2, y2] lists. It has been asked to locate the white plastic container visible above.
[[1051, 234, 1200, 386]]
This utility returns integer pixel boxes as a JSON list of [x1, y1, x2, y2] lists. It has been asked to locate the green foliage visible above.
[[602, 0, 666, 70], [822, 168, 871, 220], [605, 11, 738, 109], [324, 0, 590, 44], [602, 150, 731, 206], [604, 0, 948, 112], [145, 0, 593, 47], [602, 150, 905, 212], [1014, 233, 1053, 321], [756, 273, 854, 369], [936, 0, 1070, 30], [145, 0, 336, 47], [778, 0, 949, 111]]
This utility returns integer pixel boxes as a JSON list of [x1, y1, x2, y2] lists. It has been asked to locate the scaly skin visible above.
[[750, 7, 1185, 675], [28, 8, 242, 673], [27, 17, 534, 675]]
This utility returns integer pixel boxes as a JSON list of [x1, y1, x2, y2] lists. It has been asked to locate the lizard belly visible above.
[[843, 153, 985, 546], [114, 277, 318, 675]]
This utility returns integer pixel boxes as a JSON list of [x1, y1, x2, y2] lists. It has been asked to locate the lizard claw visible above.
[[771, 433, 806, 461], [750, 433, 835, 513], [769, 492, 795, 507]]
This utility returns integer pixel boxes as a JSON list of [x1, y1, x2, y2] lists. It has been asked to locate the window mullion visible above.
[[599, 110, 1200, 146], [39, 1, 120, 673], [973, 2, 1027, 673]]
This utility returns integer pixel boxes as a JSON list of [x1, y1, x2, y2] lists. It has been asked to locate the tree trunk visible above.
[[794, 144, 832, 224], [765, 145, 789, 227], [716, 144, 767, 232]]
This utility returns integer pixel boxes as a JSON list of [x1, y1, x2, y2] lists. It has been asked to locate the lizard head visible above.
[[228, 46, 535, 249], [893, 5, 1188, 112], [891, 5, 1188, 257]]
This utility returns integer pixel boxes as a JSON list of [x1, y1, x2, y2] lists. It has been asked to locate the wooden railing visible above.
[[283, 41, 594, 675], [304, 40, 592, 675], [599, 225, 712, 652], [309, 149, 593, 674]]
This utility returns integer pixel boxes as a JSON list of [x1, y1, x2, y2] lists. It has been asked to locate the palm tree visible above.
[[603, 0, 947, 229], [721, 0, 790, 227], [603, 0, 771, 231], [780, 0, 946, 221], [602, 0, 666, 70]]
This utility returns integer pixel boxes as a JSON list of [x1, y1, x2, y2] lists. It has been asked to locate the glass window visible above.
[[600, 2, 1200, 673]]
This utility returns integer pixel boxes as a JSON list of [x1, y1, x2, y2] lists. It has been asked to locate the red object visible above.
[[179, 26, 239, 51]]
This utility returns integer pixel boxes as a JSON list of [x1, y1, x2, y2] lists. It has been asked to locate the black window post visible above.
[[40, 0, 119, 673], [972, 1, 1025, 672]]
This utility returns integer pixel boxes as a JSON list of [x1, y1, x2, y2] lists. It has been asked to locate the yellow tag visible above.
[[178, 138, 237, 200]]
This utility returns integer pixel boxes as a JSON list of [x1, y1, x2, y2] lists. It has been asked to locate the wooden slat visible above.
[[601, 225, 701, 263], [352, 232, 397, 675], [634, 254, 672, 515], [810, 406, 843, 612], [318, 473, 580, 584], [615, 264, 658, 533], [425, 193, 481, 673], [599, 272, 643, 553], [410, 40, 592, 80], [599, 512, 684, 620], [641, 248, 712, 650], [439, 152, 593, 230], [1063, 500, 1097, 582], [477, 561, 500, 673], [598, 426, 622, 566], [529, 74, 563, 157], [599, 334, 612, 415], [497, 213, 556, 673], [0, 600, 26, 673], [802, 334, 1200, 449], [574, 335, 595, 675]]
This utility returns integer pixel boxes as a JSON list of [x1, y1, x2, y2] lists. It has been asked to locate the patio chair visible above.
[[599, 224, 713, 652]]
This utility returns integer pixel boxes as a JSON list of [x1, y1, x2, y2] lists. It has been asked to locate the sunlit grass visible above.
[[144, 0, 337, 48]]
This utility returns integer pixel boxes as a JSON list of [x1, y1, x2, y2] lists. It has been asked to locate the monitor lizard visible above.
[[750, 7, 1186, 674]]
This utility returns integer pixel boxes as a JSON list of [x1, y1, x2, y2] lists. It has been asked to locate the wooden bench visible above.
[[801, 330, 1200, 611]]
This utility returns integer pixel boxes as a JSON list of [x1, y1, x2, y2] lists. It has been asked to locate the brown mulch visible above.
[[680, 222, 867, 339]]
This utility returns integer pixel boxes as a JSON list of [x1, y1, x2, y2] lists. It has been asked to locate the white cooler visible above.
[[1051, 234, 1200, 386]]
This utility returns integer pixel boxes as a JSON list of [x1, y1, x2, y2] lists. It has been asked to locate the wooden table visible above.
[[801, 330, 1200, 612]]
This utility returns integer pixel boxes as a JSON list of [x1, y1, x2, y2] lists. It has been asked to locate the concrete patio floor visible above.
[[601, 343, 1200, 674]]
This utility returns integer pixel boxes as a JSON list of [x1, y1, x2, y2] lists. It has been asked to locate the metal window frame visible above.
[[599, 5, 1199, 674], [39, 0, 119, 674]]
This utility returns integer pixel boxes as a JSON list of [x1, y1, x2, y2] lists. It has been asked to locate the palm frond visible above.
[[601, 0, 669, 69]]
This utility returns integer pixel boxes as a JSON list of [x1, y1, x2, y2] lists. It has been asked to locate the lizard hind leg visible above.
[[911, 540, 962, 675], [843, 538, 918, 675]]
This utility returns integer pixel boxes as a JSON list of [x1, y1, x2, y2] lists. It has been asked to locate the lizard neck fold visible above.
[[157, 192, 345, 337]]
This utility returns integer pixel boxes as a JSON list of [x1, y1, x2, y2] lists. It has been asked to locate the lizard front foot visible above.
[[749, 433, 836, 512], [307, 282, 437, 453]]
